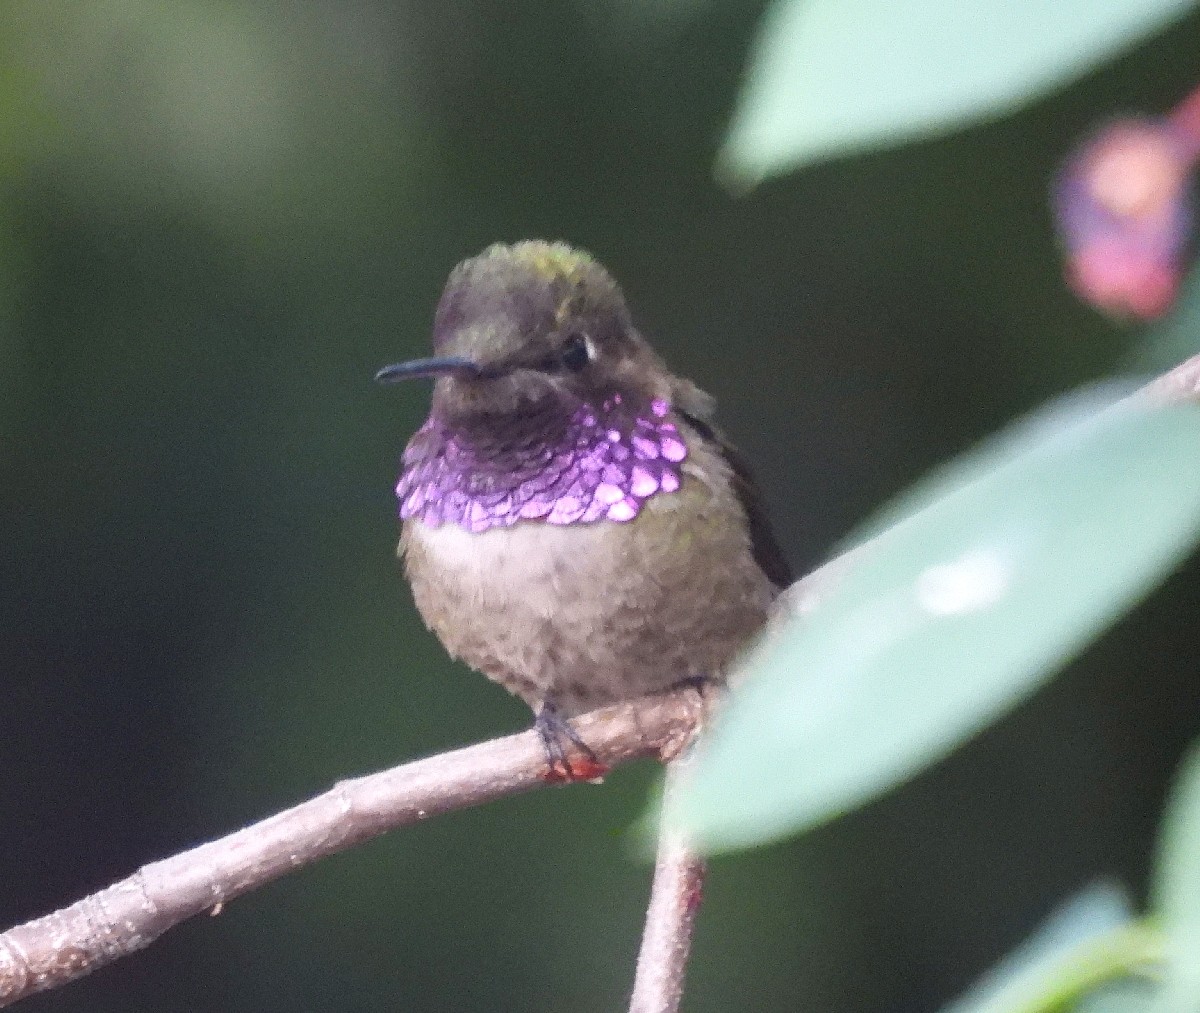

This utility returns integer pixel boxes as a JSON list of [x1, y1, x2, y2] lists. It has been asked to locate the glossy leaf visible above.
[[1079, 985, 1158, 1013], [668, 396, 1200, 852], [1149, 743, 1200, 1012], [942, 882, 1155, 1013], [720, 0, 1198, 185]]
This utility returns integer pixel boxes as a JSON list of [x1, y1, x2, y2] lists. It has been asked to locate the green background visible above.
[[2, 3, 1198, 1010]]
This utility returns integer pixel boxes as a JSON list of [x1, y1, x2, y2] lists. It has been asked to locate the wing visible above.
[[677, 407, 794, 592]]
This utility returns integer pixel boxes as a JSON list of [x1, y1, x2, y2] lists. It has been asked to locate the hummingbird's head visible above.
[[376, 241, 666, 420]]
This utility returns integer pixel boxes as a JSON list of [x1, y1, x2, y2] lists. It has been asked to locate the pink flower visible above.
[[1054, 117, 1195, 320]]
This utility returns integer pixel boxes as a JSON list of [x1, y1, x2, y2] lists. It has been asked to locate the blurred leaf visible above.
[[1149, 742, 1200, 1012], [668, 395, 1200, 853], [942, 923, 1161, 1013], [1078, 983, 1158, 1013], [942, 881, 1135, 1013], [939, 882, 1161, 1013], [719, 0, 1198, 185]]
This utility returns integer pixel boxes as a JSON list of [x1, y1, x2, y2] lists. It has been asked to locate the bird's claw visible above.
[[535, 705, 608, 783]]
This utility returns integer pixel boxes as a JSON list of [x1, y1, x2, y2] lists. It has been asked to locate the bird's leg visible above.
[[534, 701, 607, 783]]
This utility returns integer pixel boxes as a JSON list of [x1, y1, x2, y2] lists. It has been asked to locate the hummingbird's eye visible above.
[[560, 334, 591, 371]]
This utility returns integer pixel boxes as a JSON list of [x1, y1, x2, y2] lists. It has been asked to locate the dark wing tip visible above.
[[677, 409, 794, 592]]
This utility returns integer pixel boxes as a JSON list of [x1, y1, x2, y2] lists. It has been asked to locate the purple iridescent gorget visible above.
[[396, 393, 688, 532]]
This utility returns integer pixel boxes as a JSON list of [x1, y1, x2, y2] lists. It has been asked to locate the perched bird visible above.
[[377, 241, 792, 774]]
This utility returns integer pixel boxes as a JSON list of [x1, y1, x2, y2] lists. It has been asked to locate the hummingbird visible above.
[[377, 241, 792, 775]]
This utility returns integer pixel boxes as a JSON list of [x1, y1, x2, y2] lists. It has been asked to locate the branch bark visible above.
[[0, 689, 703, 1008], [630, 756, 708, 1013], [3, 352, 1199, 1009]]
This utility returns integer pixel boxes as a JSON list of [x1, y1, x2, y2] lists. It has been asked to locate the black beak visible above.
[[374, 356, 483, 383]]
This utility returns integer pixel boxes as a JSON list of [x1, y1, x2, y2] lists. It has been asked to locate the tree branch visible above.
[[4, 352, 1200, 1010], [630, 755, 708, 1013], [0, 689, 703, 1008]]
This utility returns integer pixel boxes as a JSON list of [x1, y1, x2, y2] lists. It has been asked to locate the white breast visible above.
[[408, 519, 612, 619]]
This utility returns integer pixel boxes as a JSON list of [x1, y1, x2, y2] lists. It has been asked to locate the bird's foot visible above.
[[535, 704, 609, 784]]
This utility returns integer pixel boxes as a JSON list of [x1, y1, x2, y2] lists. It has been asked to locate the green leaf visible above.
[[668, 395, 1200, 853], [944, 925, 1160, 1013], [1078, 984, 1158, 1013], [940, 882, 1160, 1013], [719, 0, 1198, 186], [943, 881, 1136, 1013], [1148, 742, 1200, 1012]]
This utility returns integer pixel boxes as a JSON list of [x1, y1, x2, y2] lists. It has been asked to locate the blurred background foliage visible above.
[[2, 2, 1200, 1011]]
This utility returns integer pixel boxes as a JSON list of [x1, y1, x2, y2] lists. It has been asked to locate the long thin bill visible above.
[[374, 356, 481, 383]]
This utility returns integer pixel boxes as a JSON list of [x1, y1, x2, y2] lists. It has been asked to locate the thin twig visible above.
[[0, 689, 703, 1008], [630, 755, 708, 1013], [2, 353, 1199, 1009]]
